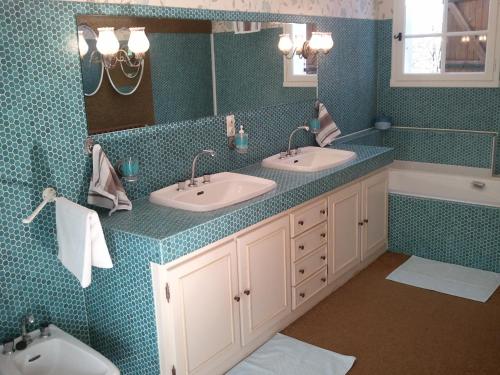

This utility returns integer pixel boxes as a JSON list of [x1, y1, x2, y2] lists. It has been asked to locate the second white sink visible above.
[[150, 172, 277, 212], [262, 146, 356, 172]]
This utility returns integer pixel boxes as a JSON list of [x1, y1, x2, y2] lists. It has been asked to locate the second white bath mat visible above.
[[387, 256, 500, 302], [227, 333, 356, 375]]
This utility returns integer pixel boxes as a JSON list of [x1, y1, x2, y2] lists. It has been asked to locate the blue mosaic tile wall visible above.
[[382, 128, 495, 169], [389, 194, 500, 273], [1, 0, 379, 373], [150, 32, 214, 124], [214, 27, 316, 114], [376, 20, 500, 173]]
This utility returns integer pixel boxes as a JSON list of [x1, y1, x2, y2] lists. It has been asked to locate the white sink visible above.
[[0, 325, 119, 375], [262, 146, 356, 172], [150, 172, 277, 212]]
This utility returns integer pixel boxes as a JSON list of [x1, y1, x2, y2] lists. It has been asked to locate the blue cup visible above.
[[309, 118, 321, 134], [119, 157, 140, 177]]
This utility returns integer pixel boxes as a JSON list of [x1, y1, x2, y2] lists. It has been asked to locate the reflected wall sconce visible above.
[[278, 31, 334, 59], [78, 25, 150, 96]]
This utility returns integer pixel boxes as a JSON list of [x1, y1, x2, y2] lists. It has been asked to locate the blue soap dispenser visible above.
[[235, 125, 248, 154]]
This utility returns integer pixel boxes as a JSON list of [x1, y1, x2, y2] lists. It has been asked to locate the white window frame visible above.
[[282, 24, 318, 88], [391, 0, 500, 87]]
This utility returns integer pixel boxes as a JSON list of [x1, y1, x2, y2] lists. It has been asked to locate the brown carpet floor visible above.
[[282, 252, 500, 375]]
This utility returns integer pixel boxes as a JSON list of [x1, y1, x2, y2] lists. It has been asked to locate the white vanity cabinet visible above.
[[152, 216, 290, 375], [236, 216, 291, 346], [328, 170, 388, 282], [152, 169, 388, 375]]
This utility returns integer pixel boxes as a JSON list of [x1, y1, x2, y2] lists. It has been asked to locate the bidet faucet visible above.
[[190, 149, 216, 187], [287, 125, 310, 156]]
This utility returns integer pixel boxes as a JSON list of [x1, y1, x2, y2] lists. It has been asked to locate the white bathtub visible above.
[[388, 161, 500, 208]]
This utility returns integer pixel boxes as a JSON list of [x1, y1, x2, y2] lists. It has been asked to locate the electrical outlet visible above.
[[226, 114, 236, 137]]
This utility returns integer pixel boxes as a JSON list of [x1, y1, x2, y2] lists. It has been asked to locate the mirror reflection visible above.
[[77, 16, 320, 134]]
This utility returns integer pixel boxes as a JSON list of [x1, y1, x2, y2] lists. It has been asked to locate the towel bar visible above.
[[23, 187, 57, 224]]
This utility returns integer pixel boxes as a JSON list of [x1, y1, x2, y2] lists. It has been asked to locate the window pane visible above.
[[447, 0, 489, 32], [445, 35, 487, 72], [404, 37, 443, 73], [405, 0, 444, 35]]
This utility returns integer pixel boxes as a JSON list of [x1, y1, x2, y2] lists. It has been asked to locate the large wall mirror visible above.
[[76, 15, 319, 134]]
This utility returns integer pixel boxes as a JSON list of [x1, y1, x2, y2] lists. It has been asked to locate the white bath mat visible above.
[[387, 256, 500, 302], [227, 333, 356, 375]]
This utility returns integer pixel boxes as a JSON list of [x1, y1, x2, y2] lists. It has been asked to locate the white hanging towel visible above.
[[88, 144, 132, 216], [315, 102, 341, 147], [56, 197, 113, 288]]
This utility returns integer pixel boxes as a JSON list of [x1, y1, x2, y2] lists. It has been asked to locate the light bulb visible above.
[[321, 32, 334, 53], [278, 33, 293, 54], [96, 27, 119, 56], [461, 35, 470, 43], [78, 31, 89, 57], [128, 27, 150, 54], [309, 32, 323, 51], [479, 35, 487, 42]]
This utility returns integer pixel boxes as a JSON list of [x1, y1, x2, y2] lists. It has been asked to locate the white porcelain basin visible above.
[[0, 325, 119, 375], [262, 146, 356, 172], [150, 172, 277, 212]]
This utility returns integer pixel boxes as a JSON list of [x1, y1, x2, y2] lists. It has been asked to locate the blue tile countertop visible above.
[[100, 144, 393, 264]]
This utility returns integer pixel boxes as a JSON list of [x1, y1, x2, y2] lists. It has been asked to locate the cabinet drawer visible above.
[[292, 266, 328, 310], [292, 246, 327, 286], [290, 199, 327, 237], [291, 222, 327, 262]]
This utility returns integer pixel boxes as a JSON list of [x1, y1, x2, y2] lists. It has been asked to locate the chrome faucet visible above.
[[189, 149, 216, 187], [287, 125, 310, 156], [21, 314, 34, 345]]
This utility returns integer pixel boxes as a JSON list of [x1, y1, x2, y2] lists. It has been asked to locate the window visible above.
[[283, 23, 318, 87], [391, 0, 500, 87]]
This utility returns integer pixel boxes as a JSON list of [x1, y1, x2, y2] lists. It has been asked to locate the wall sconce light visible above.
[[95, 26, 149, 69], [460, 35, 471, 43], [78, 30, 89, 57], [80, 25, 150, 95], [478, 35, 487, 42], [279, 31, 334, 59]]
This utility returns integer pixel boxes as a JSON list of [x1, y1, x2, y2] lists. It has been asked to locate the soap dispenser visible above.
[[235, 125, 248, 154]]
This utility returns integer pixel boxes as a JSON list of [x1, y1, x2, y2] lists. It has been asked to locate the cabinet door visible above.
[[328, 183, 361, 282], [168, 241, 241, 375], [236, 216, 291, 346], [361, 171, 388, 260]]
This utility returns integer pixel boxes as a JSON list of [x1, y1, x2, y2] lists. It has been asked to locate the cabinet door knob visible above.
[[320, 255, 326, 260], [320, 209, 326, 215], [234, 296, 240, 302], [244, 290, 250, 295], [298, 220, 304, 226], [299, 269, 305, 274], [299, 245, 305, 250], [320, 233, 326, 238], [364, 219, 368, 223], [299, 293, 306, 298], [321, 277, 327, 283], [358, 222, 364, 226]]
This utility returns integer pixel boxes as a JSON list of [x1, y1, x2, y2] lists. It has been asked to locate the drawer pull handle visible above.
[[320, 209, 326, 215], [320, 255, 326, 260], [364, 219, 368, 223], [321, 277, 327, 283], [358, 222, 364, 226], [299, 269, 305, 274], [234, 296, 240, 302], [298, 220, 304, 226], [299, 293, 306, 298], [244, 290, 251, 296], [299, 245, 305, 250], [320, 233, 326, 238]]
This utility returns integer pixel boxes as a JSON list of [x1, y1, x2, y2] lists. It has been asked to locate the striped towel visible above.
[[88, 144, 132, 216], [315, 102, 341, 147]]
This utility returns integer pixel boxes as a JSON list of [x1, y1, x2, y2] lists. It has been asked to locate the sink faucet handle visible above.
[[202, 174, 211, 184], [40, 323, 51, 338], [2, 339, 15, 355]]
